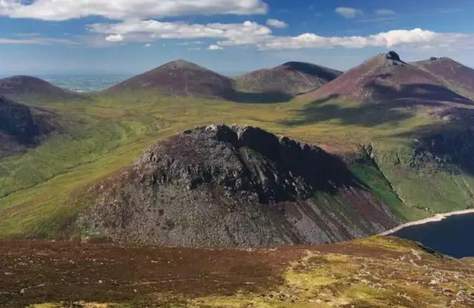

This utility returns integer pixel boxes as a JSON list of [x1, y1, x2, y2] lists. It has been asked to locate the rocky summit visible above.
[[79, 125, 399, 248]]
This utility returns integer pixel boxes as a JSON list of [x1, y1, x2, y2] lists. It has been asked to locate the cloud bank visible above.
[[89, 18, 472, 51], [0, 0, 268, 20], [0, 0, 472, 54]]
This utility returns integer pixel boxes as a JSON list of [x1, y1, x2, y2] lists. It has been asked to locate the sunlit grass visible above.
[[0, 92, 473, 238]]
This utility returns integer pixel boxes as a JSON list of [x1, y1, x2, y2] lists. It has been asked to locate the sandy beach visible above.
[[382, 208, 474, 236]]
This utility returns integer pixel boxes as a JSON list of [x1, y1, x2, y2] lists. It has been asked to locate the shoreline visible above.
[[382, 208, 474, 236]]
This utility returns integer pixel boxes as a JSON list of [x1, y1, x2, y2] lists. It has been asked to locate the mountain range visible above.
[[1, 50, 474, 248]]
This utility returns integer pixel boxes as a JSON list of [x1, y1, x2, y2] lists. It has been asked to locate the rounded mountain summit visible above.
[[104, 59, 341, 102]]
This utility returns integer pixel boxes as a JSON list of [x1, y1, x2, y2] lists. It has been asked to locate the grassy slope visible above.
[[189, 237, 474, 307], [0, 91, 473, 237]]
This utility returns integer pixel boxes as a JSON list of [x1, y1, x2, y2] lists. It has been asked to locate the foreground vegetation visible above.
[[0, 237, 470, 307]]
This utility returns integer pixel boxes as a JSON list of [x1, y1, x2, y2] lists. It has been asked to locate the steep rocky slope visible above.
[[79, 125, 399, 247], [308, 51, 472, 106], [414, 57, 474, 99], [235, 61, 341, 96], [106, 60, 235, 99], [0, 96, 55, 156], [0, 75, 81, 104]]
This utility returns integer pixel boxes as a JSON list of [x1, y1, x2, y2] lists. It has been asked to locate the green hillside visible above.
[[0, 86, 473, 238]]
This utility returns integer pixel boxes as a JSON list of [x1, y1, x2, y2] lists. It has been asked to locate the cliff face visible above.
[[0, 96, 39, 144], [79, 125, 400, 247], [0, 96, 56, 157]]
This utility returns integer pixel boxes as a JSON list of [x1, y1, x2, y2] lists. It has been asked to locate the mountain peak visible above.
[[385, 51, 401, 62], [235, 61, 341, 96], [106, 59, 234, 98], [158, 59, 206, 71], [0, 75, 81, 104], [79, 124, 398, 247], [307, 51, 472, 105]]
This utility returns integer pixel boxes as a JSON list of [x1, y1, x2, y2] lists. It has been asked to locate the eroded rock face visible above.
[[79, 125, 399, 247]]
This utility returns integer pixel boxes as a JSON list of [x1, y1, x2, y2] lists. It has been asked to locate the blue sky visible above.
[[0, 0, 473, 75]]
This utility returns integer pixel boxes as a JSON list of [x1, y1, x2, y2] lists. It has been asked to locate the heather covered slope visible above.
[[308, 51, 472, 106], [0, 75, 82, 104], [2, 237, 473, 307], [414, 57, 474, 100], [79, 125, 399, 247], [105, 60, 235, 99], [235, 61, 341, 96]]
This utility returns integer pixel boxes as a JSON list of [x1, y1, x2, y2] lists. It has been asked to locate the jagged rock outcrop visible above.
[[79, 125, 400, 247]]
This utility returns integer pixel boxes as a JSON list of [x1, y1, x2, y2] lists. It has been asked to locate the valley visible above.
[[1, 51, 474, 306], [2, 52, 473, 239]]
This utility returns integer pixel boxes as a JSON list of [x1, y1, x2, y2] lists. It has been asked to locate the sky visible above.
[[0, 0, 473, 75]]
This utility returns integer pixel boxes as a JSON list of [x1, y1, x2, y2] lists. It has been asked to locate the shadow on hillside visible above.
[[228, 90, 293, 104], [281, 95, 413, 127], [369, 83, 473, 105], [394, 107, 474, 175]]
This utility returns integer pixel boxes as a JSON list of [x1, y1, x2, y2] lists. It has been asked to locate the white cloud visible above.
[[0, 0, 268, 21], [259, 28, 440, 50], [266, 19, 288, 29], [0, 36, 75, 45], [105, 34, 124, 42], [375, 9, 396, 16], [335, 7, 363, 19], [90, 20, 272, 46], [208, 44, 223, 50], [90, 18, 473, 53]]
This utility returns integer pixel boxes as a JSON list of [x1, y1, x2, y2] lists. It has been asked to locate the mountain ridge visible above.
[[0, 75, 82, 104], [307, 51, 473, 106], [413, 57, 474, 99]]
